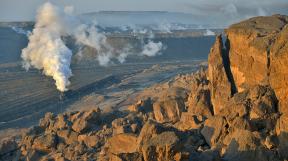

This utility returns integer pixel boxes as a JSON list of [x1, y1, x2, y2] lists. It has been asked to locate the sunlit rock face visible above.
[[270, 25, 288, 114], [224, 15, 288, 114]]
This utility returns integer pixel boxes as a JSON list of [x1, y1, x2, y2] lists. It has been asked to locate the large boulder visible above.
[[201, 116, 228, 148], [153, 97, 185, 123], [106, 133, 138, 155], [71, 109, 101, 133]]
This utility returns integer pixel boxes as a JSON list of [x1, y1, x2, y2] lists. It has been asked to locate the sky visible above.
[[0, 0, 288, 24]]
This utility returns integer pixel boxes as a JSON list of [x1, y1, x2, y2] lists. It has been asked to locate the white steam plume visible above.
[[141, 41, 163, 57], [22, 2, 165, 92], [22, 2, 72, 92]]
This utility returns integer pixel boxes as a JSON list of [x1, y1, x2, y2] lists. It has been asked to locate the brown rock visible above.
[[57, 129, 78, 145], [53, 114, 70, 130], [174, 112, 204, 131], [187, 88, 213, 117], [229, 117, 252, 131], [270, 24, 288, 114], [32, 133, 57, 152], [225, 15, 288, 116], [219, 85, 278, 131], [248, 85, 278, 120], [71, 109, 101, 133], [111, 115, 142, 135], [78, 134, 99, 148], [39, 112, 55, 129], [107, 134, 138, 155], [225, 15, 287, 92], [128, 97, 153, 113], [208, 35, 232, 115], [137, 120, 166, 149], [223, 129, 273, 161], [201, 116, 227, 147], [62, 142, 87, 160], [142, 131, 181, 161], [153, 97, 185, 123]]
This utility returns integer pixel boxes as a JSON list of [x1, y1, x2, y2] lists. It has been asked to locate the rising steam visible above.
[[21, 2, 73, 92], [141, 41, 163, 57], [21, 2, 164, 92]]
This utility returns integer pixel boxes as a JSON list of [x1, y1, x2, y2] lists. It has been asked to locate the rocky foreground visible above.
[[1, 15, 288, 161]]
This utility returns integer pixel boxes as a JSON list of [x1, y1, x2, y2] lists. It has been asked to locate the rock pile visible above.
[[1, 15, 288, 161]]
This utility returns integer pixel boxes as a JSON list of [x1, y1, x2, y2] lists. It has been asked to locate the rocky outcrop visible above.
[[225, 14, 288, 113], [225, 15, 286, 91]]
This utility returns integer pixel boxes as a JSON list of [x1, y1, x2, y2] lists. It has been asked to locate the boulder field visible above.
[[1, 15, 288, 161]]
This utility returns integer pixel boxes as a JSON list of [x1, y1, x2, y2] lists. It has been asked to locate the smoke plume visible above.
[[21, 2, 165, 92]]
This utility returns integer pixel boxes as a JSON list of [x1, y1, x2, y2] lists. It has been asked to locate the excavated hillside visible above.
[[1, 15, 288, 161]]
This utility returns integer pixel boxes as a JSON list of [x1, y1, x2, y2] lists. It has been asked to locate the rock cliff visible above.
[[1, 15, 288, 161]]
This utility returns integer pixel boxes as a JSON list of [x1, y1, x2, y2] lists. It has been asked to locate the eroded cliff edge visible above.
[[1, 15, 288, 161]]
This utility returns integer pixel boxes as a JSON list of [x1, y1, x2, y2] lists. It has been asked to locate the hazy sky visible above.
[[0, 0, 288, 23]]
